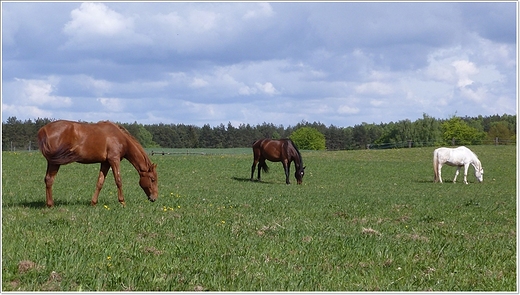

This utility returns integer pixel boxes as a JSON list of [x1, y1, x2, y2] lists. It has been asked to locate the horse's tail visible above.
[[259, 160, 269, 173], [37, 127, 47, 153], [433, 149, 439, 182]]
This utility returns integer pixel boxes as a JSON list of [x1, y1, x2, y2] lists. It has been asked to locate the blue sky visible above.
[[2, 2, 517, 127]]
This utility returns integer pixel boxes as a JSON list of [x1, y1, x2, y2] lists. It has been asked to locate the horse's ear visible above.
[[303, 166, 306, 170]]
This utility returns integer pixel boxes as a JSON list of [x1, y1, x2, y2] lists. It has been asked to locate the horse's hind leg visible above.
[[453, 166, 461, 183], [91, 162, 110, 206], [44, 163, 60, 207], [257, 160, 265, 181]]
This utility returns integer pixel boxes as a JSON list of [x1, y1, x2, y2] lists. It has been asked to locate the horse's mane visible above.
[[112, 122, 152, 166], [461, 146, 482, 169], [288, 139, 303, 167]]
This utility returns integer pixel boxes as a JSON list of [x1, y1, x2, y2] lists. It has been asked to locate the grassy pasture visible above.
[[1, 145, 516, 291]]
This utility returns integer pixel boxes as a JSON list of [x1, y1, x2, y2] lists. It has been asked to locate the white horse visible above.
[[433, 146, 484, 184]]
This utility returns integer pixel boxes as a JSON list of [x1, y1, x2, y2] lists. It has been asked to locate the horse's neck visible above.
[[125, 139, 150, 172], [292, 154, 301, 168], [471, 157, 482, 170], [290, 147, 302, 168]]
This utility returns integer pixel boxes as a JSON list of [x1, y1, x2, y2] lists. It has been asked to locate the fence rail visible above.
[[3, 138, 516, 152]]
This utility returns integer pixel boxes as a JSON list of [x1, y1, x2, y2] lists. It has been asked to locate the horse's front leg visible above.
[[463, 164, 469, 184], [109, 161, 125, 206], [91, 162, 110, 206], [453, 166, 461, 183], [283, 161, 290, 184], [44, 163, 60, 207]]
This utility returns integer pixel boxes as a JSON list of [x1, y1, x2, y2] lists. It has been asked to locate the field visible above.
[[1, 145, 516, 291]]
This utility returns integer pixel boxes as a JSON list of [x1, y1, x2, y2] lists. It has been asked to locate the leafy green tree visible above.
[[413, 113, 443, 146], [138, 125, 160, 148], [487, 121, 514, 144], [290, 127, 326, 150], [441, 116, 486, 145]]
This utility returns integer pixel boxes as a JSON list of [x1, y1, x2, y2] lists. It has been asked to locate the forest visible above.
[[2, 113, 516, 151]]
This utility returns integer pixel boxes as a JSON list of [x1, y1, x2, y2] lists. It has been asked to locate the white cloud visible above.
[[16, 78, 72, 107], [355, 82, 394, 95], [97, 97, 125, 112], [238, 86, 257, 95], [189, 10, 219, 33], [1, 104, 52, 119], [452, 60, 478, 88], [63, 3, 132, 37], [190, 78, 209, 88], [255, 82, 278, 95], [78, 75, 112, 96], [62, 2, 152, 49], [337, 105, 360, 115], [370, 100, 384, 107], [243, 3, 274, 20]]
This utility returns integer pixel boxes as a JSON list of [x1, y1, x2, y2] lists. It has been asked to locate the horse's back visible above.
[[434, 146, 477, 166], [252, 138, 286, 162], [38, 120, 125, 164]]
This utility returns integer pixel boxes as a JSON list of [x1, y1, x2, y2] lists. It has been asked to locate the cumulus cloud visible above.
[[243, 3, 274, 20], [338, 105, 360, 115], [15, 78, 72, 107], [97, 97, 125, 112], [355, 82, 394, 95], [2, 77, 72, 119], [62, 2, 150, 49], [63, 2, 132, 37], [452, 60, 479, 88], [255, 82, 278, 95]]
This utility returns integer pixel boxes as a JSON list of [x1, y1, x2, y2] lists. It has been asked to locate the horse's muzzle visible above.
[[148, 195, 158, 202]]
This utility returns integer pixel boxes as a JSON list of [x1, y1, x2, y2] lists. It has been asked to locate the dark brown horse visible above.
[[37, 120, 158, 207], [250, 138, 305, 184]]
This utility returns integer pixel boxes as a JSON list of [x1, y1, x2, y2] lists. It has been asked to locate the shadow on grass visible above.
[[232, 176, 275, 184], [415, 179, 437, 184], [2, 199, 91, 209]]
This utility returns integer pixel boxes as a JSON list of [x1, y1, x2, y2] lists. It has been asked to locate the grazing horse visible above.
[[250, 138, 305, 184], [37, 120, 158, 207], [433, 146, 483, 184]]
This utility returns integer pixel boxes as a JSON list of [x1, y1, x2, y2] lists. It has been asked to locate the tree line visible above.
[[2, 113, 516, 151]]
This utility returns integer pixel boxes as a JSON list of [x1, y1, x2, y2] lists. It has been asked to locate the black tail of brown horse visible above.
[[258, 159, 269, 173]]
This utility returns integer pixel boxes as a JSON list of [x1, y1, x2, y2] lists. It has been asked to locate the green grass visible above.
[[1, 146, 516, 291]]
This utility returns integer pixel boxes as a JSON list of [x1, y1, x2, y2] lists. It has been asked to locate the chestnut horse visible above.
[[250, 138, 305, 184], [37, 120, 158, 207]]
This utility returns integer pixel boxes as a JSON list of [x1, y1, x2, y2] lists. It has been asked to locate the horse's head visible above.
[[295, 166, 306, 185], [475, 167, 484, 183], [139, 163, 158, 201]]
